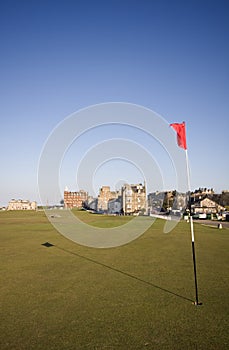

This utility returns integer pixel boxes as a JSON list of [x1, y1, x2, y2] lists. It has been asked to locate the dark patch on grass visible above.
[[42, 242, 54, 248]]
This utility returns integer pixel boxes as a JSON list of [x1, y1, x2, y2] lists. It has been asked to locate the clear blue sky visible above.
[[0, 0, 228, 206]]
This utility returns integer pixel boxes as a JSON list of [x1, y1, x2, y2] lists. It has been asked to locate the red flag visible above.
[[170, 122, 187, 150]]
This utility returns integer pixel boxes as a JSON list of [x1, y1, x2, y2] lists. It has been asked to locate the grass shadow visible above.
[[42, 242, 193, 303]]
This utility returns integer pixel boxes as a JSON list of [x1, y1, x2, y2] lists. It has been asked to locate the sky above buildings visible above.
[[0, 0, 228, 206]]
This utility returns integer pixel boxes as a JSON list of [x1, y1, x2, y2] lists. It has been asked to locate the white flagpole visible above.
[[185, 149, 200, 305]]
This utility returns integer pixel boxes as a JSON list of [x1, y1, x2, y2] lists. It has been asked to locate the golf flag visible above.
[[170, 122, 187, 150], [171, 120, 200, 305]]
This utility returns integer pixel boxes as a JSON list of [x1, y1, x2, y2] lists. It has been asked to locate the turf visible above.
[[73, 209, 133, 227], [0, 210, 228, 349]]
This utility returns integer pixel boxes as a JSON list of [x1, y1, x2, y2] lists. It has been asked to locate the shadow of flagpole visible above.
[[42, 242, 193, 303]]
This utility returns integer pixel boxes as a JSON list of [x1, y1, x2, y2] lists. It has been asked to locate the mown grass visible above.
[[72, 209, 133, 227], [0, 210, 228, 349]]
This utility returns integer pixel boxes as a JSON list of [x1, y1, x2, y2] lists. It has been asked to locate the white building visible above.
[[7, 199, 37, 211], [191, 197, 225, 214], [108, 197, 122, 214], [85, 196, 98, 211], [122, 183, 146, 215]]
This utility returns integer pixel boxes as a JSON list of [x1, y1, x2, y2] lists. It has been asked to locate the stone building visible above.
[[148, 190, 187, 214], [97, 186, 119, 212], [64, 189, 88, 209], [7, 199, 37, 210], [122, 183, 146, 215], [108, 197, 122, 214], [84, 196, 98, 211], [191, 197, 225, 215]]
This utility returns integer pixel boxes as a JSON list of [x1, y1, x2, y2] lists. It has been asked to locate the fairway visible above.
[[0, 210, 228, 350]]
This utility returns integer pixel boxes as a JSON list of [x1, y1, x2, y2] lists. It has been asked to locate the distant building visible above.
[[122, 183, 146, 215], [85, 196, 98, 211], [148, 191, 172, 213], [7, 199, 37, 211], [108, 197, 122, 214], [148, 190, 187, 214], [97, 186, 119, 212], [148, 191, 164, 213], [191, 188, 214, 201], [64, 189, 88, 209], [191, 197, 225, 215], [219, 191, 229, 207]]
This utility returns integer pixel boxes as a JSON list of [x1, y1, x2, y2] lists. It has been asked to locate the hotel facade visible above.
[[64, 189, 88, 209]]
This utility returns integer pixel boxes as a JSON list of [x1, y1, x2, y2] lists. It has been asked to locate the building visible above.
[[191, 197, 225, 215], [122, 183, 146, 215], [97, 186, 119, 212], [148, 191, 164, 213], [7, 199, 37, 210], [64, 189, 88, 209], [108, 197, 122, 214], [191, 188, 214, 203], [84, 196, 98, 211], [148, 190, 188, 214]]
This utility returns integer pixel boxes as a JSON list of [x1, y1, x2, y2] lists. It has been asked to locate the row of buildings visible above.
[[64, 183, 147, 215], [4, 188, 228, 216], [64, 185, 228, 216]]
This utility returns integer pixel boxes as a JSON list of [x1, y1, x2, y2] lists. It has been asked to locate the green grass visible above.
[[0, 210, 228, 349], [72, 209, 133, 227]]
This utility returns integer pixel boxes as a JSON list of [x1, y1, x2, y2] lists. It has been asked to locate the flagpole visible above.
[[185, 149, 201, 305]]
